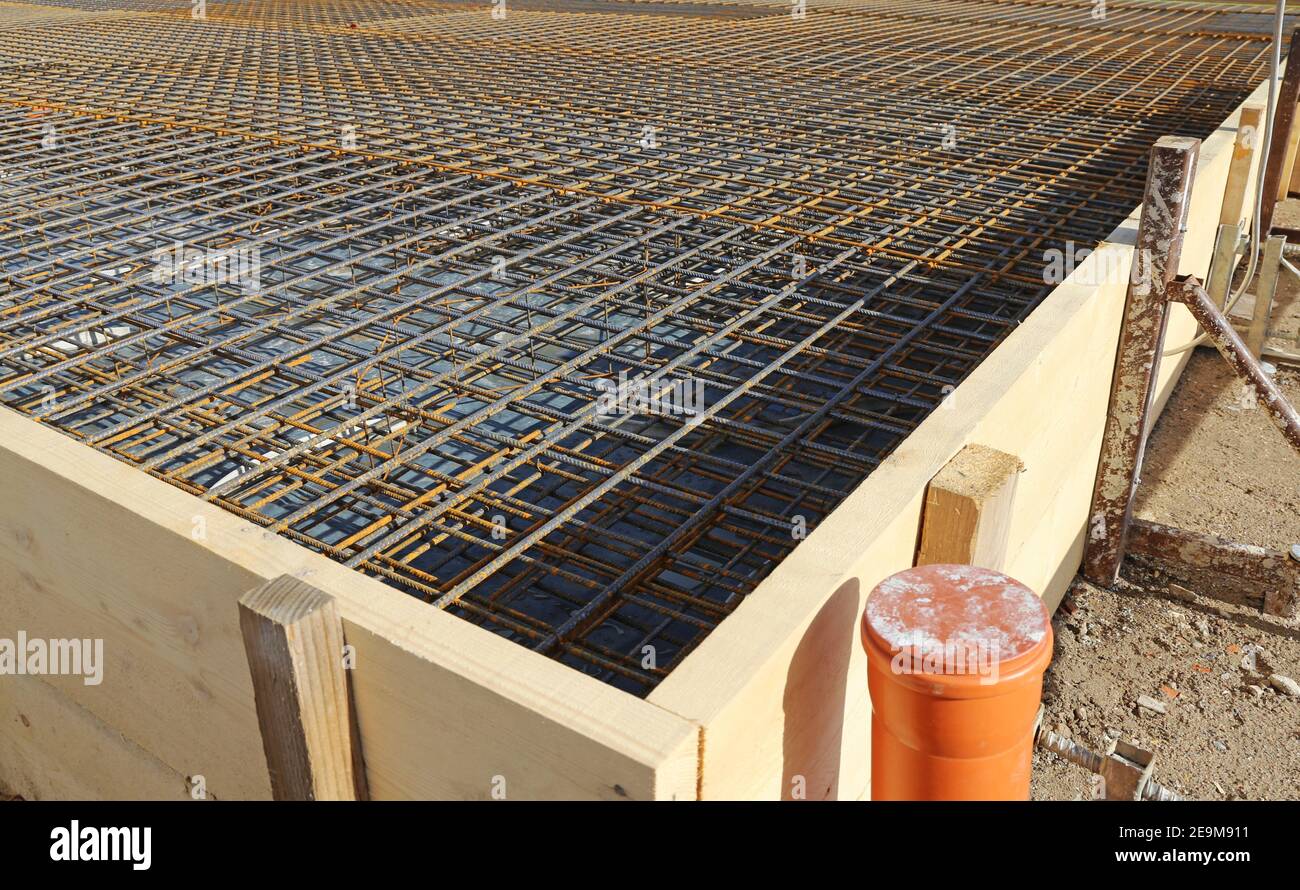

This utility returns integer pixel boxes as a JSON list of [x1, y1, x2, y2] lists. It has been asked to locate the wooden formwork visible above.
[[0, 78, 1271, 801]]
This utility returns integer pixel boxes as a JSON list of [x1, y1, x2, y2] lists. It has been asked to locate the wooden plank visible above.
[[1206, 223, 1241, 310], [0, 407, 700, 800], [1262, 341, 1300, 367], [1247, 234, 1285, 357], [1279, 101, 1300, 202], [1081, 136, 1200, 587], [0, 675, 190, 801], [915, 443, 1022, 569], [1222, 104, 1262, 227], [1291, 115, 1300, 197], [1263, 31, 1300, 234], [238, 576, 364, 801], [649, 80, 1259, 800]]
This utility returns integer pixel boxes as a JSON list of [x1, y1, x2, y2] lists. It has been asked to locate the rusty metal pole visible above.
[[1082, 136, 1199, 587], [1169, 275, 1300, 453], [1261, 28, 1300, 236], [1126, 517, 1299, 617]]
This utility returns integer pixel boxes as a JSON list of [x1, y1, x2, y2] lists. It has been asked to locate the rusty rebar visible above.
[[1170, 275, 1300, 453], [0, 0, 1275, 694]]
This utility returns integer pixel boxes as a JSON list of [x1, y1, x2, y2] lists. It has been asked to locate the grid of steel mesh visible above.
[[0, 0, 1273, 694]]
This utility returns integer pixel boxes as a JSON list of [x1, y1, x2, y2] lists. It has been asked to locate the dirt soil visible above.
[[1031, 204, 1300, 800]]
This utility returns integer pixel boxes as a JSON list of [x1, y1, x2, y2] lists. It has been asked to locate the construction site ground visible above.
[[1032, 199, 1300, 800]]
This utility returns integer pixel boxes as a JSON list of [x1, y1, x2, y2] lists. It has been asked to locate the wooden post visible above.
[[1290, 124, 1300, 197], [1261, 30, 1300, 235], [1220, 105, 1261, 229], [1206, 223, 1240, 310], [239, 575, 367, 801], [1247, 234, 1285, 357], [915, 443, 1022, 569], [1082, 136, 1199, 587], [1278, 101, 1300, 202]]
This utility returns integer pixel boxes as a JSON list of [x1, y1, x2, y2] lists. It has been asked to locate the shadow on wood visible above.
[[781, 578, 859, 800]]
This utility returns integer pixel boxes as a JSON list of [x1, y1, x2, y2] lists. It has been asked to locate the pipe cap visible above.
[[862, 564, 1051, 687]]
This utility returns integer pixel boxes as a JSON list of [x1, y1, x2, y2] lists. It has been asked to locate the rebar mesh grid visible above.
[[0, 0, 1273, 694]]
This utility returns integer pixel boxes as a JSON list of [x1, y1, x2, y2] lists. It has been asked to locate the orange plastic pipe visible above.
[[861, 564, 1052, 801]]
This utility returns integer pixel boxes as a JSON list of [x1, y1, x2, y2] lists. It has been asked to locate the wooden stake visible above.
[[1206, 223, 1240, 310], [1246, 234, 1285, 358], [1279, 101, 1300, 203], [1291, 116, 1300, 198], [1221, 104, 1261, 228], [1082, 136, 1199, 587], [239, 575, 367, 801], [915, 443, 1022, 570]]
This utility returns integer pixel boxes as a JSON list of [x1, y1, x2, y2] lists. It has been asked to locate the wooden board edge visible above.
[[0, 407, 699, 799]]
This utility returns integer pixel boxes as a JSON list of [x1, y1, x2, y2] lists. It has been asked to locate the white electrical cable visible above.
[[1163, 0, 1287, 358]]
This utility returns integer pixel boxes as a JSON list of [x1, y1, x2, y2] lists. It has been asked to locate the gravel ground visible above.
[[1032, 569, 1300, 800]]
